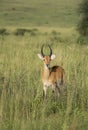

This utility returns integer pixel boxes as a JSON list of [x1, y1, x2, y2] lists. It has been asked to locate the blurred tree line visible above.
[[78, 0, 88, 36]]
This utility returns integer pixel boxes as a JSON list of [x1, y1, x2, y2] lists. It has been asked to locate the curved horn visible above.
[[48, 45, 52, 56], [41, 45, 45, 57]]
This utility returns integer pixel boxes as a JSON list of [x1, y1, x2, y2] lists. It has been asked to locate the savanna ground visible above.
[[0, 0, 88, 130]]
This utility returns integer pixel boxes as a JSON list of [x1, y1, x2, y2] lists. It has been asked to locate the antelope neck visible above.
[[43, 64, 50, 79]]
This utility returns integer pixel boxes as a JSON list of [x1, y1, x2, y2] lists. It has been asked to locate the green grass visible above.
[[0, 0, 82, 27], [0, 0, 88, 129], [0, 28, 88, 130]]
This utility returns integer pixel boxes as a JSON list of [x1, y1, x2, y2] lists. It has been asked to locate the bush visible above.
[[14, 28, 38, 36], [77, 0, 88, 36], [0, 28, 7, 35]]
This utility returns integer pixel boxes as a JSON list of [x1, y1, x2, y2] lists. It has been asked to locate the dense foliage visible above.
[[78, 0, 88, 36]]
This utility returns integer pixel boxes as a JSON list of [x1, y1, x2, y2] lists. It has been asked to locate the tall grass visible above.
[[0, 28, 88, 130]]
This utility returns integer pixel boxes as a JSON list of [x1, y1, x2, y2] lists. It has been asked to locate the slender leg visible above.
[[56, 84, 60, 97], [52, 84, 55, 93], [43, 85, 47, 100]]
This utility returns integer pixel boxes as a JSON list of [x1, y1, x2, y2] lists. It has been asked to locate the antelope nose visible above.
[[46, 64, 50, 68]]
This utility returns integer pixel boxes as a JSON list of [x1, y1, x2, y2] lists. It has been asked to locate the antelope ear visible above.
[[51, 54, 56, 60], [37, 54, 44, 60]]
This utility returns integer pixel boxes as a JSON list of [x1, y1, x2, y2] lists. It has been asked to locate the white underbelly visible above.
[[43, 80, 52, 87]]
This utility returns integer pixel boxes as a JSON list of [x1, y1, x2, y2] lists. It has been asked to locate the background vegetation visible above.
[[0, 0, 88, 130], [0, 0, 81, 27], [77, 0, 88, 36]]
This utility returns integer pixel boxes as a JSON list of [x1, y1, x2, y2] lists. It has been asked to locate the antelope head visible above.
[[37, 45, 56, 69]]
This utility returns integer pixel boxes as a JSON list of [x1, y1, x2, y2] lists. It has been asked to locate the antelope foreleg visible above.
[[43, 86, 47, 100]]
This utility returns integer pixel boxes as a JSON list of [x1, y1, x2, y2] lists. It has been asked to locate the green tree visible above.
[[78, 0, 88, 36]]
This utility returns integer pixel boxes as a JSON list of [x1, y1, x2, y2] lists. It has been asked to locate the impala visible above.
[[38, 45, 65, 100]]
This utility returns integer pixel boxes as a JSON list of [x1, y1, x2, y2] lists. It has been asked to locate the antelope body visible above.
[[38, 45, 65, 100]]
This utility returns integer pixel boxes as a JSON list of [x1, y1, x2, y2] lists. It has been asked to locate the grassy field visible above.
[[0, 28, 88, 130], [0, 0, 88, 130], [0, 0, 81, 27]]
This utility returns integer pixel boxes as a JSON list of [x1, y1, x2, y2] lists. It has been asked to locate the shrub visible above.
[[77, 0, 88, 36], [0, 28, 6, 35], [14, 28, 39, 36]]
